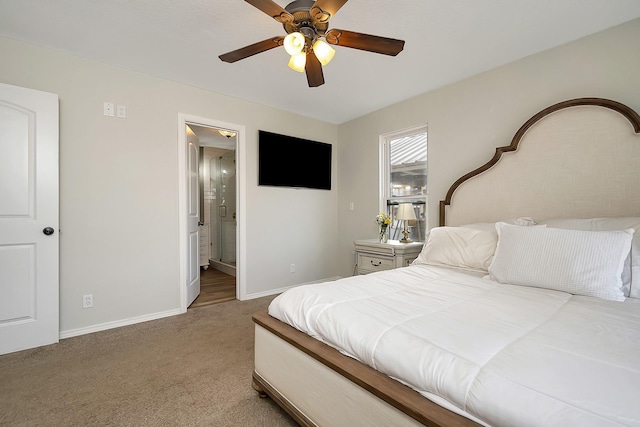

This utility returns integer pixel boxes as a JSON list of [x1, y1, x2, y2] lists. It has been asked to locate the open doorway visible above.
[[177, 113, 246, 313], [191, 125, 236, 307]]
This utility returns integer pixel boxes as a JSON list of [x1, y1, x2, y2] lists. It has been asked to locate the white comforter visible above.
[[268, 264, 640, 427]]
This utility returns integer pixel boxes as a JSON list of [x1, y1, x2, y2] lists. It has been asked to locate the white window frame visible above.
[[379, 124, 428, 240]]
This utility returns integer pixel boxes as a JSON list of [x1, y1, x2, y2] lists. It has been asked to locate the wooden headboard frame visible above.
[[439, 98, 640, 226]]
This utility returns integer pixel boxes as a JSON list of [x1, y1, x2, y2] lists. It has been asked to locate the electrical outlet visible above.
[[290, 264, 296, 273], [83, 294, 93, 309], [116, 104, 126, 118]]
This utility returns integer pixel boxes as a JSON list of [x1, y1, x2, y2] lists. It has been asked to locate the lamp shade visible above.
[[396, 203, 416, 221], [312, 39, 335, 66], [288, 52, 307, 72], [284, 32, 305, 56]]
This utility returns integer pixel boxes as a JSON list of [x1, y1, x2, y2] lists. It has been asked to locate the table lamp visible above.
[[396, 203, 417, 243]]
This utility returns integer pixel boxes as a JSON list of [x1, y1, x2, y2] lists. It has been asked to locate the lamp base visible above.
[[400, 227, 412, 243]]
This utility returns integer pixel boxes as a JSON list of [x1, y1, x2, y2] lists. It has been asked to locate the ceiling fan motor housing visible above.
[[283, 0, 329, 38]]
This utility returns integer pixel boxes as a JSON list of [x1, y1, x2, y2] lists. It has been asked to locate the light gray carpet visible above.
[[0, 296, 298, 427]]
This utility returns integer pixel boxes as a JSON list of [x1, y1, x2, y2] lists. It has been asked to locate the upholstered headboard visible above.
[[440, 98, 640, 226]]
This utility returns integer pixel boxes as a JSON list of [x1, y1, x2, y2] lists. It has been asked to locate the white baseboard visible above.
[[209, 260, 236, 277], [60, 276, 344, 337], [243, 276, 342, 300], [59, 308, 182, 339]]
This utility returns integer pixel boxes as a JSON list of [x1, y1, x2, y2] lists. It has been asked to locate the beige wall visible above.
[[336, 18, 640, 277], [0, 36, 338, 335], [2, 17, 638, 336]]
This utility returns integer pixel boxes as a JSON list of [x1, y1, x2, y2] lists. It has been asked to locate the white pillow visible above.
[[538, 217, 640, 298], [488, 223, 634, 301], [412, 226, 498, 272], [460, 217, 537, 233]]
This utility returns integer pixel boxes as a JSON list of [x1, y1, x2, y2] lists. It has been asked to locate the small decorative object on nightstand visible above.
[[396, 203, 417, 243], [354, 239, 423, 275], [376, 212, 391, 243]]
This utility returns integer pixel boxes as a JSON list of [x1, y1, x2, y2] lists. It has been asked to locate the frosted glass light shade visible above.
[[313, 39, 335, 66], [288, 52, 307, 72], [284, 32, 305, 55]]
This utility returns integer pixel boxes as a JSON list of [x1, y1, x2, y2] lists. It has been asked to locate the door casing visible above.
[[177, 113, 246, 311]]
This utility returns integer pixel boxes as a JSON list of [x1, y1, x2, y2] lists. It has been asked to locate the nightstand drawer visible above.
[[353, 239, 423, 275], [358, 253, 394, 273], [401, 255, 418, 267]]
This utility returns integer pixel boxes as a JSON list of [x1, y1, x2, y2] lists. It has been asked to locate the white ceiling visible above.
[[1, 0, 639, 124]]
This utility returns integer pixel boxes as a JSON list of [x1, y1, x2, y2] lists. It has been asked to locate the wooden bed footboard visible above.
[[252, 370, 319, 427], [252, 310, 480, 427]]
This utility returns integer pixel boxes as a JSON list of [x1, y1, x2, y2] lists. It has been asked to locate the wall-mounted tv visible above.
[[258, 130, 332, 190]]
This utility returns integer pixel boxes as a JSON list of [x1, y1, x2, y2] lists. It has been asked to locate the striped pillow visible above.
[[488, 222, 634, 301]]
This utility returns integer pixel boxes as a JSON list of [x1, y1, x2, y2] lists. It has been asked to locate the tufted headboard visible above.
[[440, 98, 640, 226]]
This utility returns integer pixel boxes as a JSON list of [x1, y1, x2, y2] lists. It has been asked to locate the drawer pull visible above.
[[370, 260, 382, 267]]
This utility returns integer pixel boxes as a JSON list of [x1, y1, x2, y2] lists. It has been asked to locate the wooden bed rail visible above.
[[253, 311, 480, 427]]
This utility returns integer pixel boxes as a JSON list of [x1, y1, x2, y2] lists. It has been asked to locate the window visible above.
[[380, 126, 427, 242]]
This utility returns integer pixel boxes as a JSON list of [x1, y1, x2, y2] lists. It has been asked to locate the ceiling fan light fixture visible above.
[[219, 0, 405, 87], [312, 39, 335, 66], [288, 52, 307, 72], [283, 32, 305, 56]]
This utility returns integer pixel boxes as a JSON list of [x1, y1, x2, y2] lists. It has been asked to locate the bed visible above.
[[252, 98, 640, 427]]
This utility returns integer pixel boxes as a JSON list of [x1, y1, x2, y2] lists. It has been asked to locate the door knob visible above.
[[43, 227, 55, 235]]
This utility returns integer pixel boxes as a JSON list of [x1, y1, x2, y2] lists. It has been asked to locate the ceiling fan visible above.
[[219, 0, 405, 87]]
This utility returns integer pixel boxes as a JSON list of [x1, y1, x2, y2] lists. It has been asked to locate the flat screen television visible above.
[[258, 130, 332, 190]]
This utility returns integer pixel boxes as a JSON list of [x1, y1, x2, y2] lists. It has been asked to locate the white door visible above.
[[186, 126, 200, 306], [0, 83, 59, 354]]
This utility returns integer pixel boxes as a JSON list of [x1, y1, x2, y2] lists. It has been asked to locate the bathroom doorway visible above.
[[178, 113, 246, 311], [189, 124, 237, 307]]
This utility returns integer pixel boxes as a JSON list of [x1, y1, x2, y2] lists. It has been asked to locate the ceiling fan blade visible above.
[[305, 52, 325, 87], [310, 0, 348, 22], [325, 29, 405, 56], [245, 0, 293, 23], [219, 37, 284, 63]]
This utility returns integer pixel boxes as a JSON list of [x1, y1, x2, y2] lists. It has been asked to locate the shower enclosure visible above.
[[209, 150, 236, 273]]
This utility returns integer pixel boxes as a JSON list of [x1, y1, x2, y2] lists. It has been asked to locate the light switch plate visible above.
[[103, 102, 114, 117]]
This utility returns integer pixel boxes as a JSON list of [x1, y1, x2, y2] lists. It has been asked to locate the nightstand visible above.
[[354, 239, 424, 275]]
